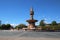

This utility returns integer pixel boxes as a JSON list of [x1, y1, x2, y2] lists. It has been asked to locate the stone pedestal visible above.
[[26, 20, 37, 29]]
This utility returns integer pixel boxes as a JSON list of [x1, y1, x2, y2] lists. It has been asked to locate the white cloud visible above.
[[10, 24, 18, 27], [44, 21, 49, 24], [44, 18, 47, 20]]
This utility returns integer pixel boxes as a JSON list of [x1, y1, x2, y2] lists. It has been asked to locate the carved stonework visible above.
[[26, 8, 38, 29]]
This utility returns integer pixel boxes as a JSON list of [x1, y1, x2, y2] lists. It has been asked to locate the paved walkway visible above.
[[0, 30, 60, 40]]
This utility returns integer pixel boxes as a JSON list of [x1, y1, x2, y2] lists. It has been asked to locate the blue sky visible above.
[[0, 0, 60, 26]]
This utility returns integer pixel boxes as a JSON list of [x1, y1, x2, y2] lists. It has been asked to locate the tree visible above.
[[0, 25, 2, 30], [1, 24, 12, 30], [1, 24, 6, 30], [51, 21, 57, 26], [6, 24, 12, 30], [39, 20, 45, 26], [15, 24, 27, 29]]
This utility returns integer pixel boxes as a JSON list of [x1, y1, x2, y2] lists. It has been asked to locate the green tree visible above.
[[51, 21, 57, 26], [1, 24, 12, 30], [0, 25, 2, 30], [39, 20, 45, 26], [6, 24, 12, 30], [1, 24, 6, 30], [15, 24, 27, 29]]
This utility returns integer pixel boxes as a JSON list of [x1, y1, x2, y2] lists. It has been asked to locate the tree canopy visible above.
[[51, 21, 57, 26], [0, 24, 12, 30], [39, 20, 45, 26], [15, 24, 27, 29]]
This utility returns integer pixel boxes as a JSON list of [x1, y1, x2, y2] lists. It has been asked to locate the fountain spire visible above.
[[30, 7, 34, 20]]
